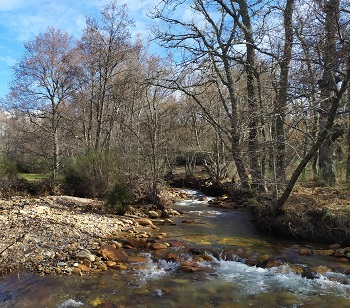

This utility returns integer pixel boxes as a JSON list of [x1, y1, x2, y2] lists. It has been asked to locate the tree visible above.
[[276, 0, 350, 209], [9, 27, 77, 179], [76, 0, 135, 151], [152, 0, 270, 189], [318, 0, 341, 185], [273, 0, 295, 187]]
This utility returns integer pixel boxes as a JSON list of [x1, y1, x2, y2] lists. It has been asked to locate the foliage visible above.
[[0, 155, 17, 179], [63, 151, 123, 198], [107, 182, 133, 215]]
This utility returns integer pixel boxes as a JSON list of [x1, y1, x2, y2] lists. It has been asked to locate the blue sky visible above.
[[0, 0, 158, 98]]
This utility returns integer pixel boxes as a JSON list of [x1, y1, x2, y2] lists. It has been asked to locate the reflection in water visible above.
[[1, 189, 350, 307]]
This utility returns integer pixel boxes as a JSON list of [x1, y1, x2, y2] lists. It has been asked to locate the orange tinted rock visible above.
[[97, 244, 129, 262], [126, 238, 147, 248], [77, 264, 90, 272], [128, 256, 147, 263]]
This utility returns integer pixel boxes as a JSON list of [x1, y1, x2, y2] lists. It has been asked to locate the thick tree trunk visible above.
[[274, 0, 295, 186], [237, 0, 263, 190], [318, 0, 339, 186]]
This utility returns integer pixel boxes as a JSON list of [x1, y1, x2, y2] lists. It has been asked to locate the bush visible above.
[[107, 183, 133, 215], [63, 151, 123, 198], [0, 155, 19, 197]]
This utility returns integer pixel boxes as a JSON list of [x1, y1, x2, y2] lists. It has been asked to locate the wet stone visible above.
[[298, 248, 313, 256]]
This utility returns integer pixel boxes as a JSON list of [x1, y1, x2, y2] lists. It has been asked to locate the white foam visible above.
[[215, 260, 350, 298], [57, 299, 84, 308]]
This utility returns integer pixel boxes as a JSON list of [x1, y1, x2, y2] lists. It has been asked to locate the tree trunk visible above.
[[318, 0, 339, 186], [274, 0, 295, 186]]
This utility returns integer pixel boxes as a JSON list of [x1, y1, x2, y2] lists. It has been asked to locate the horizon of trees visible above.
[[0, 0, 349, 210]]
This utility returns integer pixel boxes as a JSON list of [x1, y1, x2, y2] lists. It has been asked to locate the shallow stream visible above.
[[1, 189, 350, 307]]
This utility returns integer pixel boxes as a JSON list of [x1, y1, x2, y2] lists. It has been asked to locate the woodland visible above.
[[0, 0, 349, 231]]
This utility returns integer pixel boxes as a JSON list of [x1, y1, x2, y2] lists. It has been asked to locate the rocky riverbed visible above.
[[2, 191, 350, 282], [0, 195, 181, 276]]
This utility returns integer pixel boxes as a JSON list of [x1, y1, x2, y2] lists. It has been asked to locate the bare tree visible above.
[[9, 27, 77, 179], [76, 0, 135, 151]]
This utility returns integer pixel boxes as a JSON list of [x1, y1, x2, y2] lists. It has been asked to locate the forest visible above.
[[0, 0, 349, 219]]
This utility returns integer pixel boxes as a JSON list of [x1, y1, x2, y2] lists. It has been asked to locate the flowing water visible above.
[[1, 189, 350, 307]]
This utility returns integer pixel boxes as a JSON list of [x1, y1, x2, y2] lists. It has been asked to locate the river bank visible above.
[[1, 188, 350, 281]]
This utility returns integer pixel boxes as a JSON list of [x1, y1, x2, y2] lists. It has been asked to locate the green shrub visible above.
[[0, 155, 18, 197], [107, 183, 133, 215], [63, 151, 123, 198]]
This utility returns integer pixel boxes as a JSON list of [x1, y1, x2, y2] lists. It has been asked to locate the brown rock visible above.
[[95, 262, 108, 271], [137, 218, 154, 227], [151, 243, 168, 250], [106, 260, 116, 267], [298, 248, 313, 256], [148, 211, 159, 219], [77, 264, 90, 272], [97, 244, 129, 262], [72, 268, 82, 276], [126, 238, 147, 248], [167, 240, 187, 248], [343, 247, 350, 253], [83, 259, 91, 268], [257, 254, 271, 263], [128, 256, 147, 263], [315, 249, 334, 256], [337, 257, 349, 262], [329, 243, 341, 250], [311, 265, 331, 275], [112, 263, 128, 270], [334, 250, 345, 257], [179, 261, 200, 273], [165, 252, 181, 262]]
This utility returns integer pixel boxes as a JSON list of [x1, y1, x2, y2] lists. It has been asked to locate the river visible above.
[[1, 189, 350, 307]]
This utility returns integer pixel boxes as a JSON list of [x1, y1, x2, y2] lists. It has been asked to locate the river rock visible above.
[[151, 242, 168, 250], [95, 262, 108, 271], [76, 263, 90, 272], [343, 247, 350, 253], [137, 218, 154, 227], [128, 256, 147, 263], [316, 249, 334, 256], [165, 252, 181, 262], [126, 237, 147, 248], [298, 248, 313, 256], [148, 211, 159, 218], [329, 243, 341, 250], [75, 250, 96, 262], [334, 250, 345, 257], [72, 268, 82, 276], [311, 265, 331, 275], [179, 261, 201, 273], [97, 244, 129, 262]]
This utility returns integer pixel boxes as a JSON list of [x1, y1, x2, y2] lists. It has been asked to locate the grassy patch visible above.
[[19, 173, 51, 182]]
